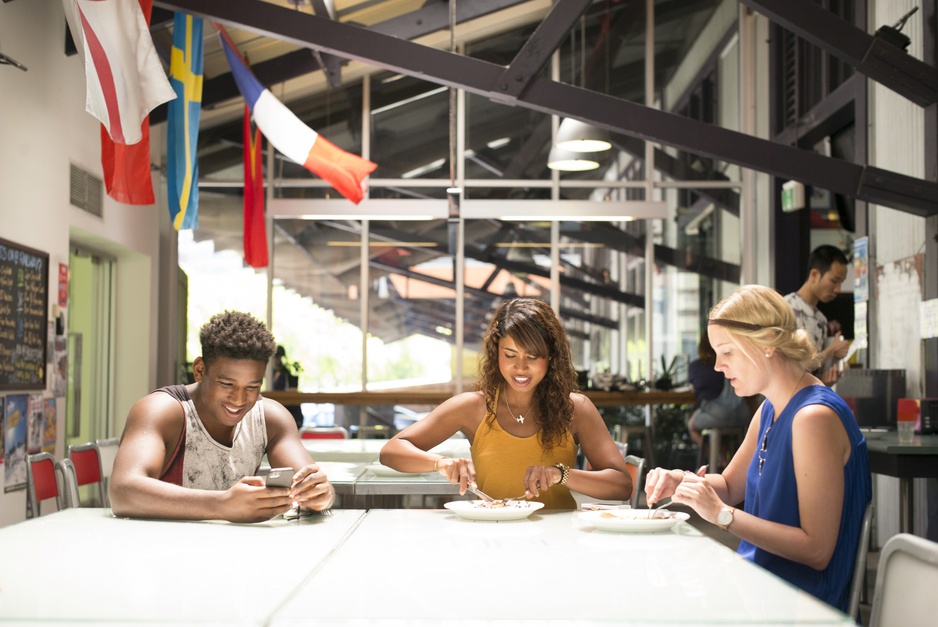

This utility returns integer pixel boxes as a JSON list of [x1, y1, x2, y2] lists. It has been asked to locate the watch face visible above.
[[718, 508, 733, 525]]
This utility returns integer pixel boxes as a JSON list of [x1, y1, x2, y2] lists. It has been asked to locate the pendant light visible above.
[[555, 118, 611, 153], [547, 146, 600, 171]]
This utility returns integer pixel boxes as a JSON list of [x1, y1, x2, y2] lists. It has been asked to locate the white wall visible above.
[[0, 0, 162, 526], [868, 0, 930, 542]]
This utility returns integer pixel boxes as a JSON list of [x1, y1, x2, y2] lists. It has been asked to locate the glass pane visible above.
[[462, 219, 552, 351], [270, 218, 363, 391], [370, 75, 450, 181], [365, 219, 454, 389], [465, 93, 552, 182]]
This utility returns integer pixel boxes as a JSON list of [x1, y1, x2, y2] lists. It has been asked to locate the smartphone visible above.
[[265, 467, 295, 488]]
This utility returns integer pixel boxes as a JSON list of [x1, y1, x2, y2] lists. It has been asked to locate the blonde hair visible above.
[[708, 285, 820, 372]]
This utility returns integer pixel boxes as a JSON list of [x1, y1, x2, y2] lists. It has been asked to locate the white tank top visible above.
[[159, 385, 268, 490]]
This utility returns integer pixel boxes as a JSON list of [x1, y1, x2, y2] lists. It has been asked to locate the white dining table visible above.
[[0, 507, 366, 625], [269, 509, 853, 626], [1, 507, 853, 626]]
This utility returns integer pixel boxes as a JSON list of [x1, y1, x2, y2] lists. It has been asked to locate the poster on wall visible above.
[[0, 396, 4, 464], [58, 263, 69, 308], [42, 397, 56, 452], [3, 394, 28, 492], [27, 393, 43, 454], [52, 336, 67, 397], [853, 236, 869, 302]]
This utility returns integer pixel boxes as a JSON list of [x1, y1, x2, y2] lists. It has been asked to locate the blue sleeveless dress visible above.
[[737, 385, 871, 612]]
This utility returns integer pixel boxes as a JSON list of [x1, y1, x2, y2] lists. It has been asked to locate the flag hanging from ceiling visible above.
[[61, 0, 175, 145], [217, 31, 377, 204], [100, 121, 153, 204], [244, 105, 268, 268], [167, 12, 204, 230]]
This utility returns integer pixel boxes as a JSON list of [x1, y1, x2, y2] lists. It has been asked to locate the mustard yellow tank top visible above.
[[471, 392, 578, 509]]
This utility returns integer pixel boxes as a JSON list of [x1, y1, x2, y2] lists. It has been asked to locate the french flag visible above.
[[218, 32, 377, 204]]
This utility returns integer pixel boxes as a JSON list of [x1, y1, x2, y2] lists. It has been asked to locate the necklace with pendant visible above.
[[504, 393, 530, 424]]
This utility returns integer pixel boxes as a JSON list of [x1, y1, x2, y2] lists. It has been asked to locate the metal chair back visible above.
[[846, 501, 874, 621], [25, 452, 64, 518], [300, 426, 350, 439], [68, 442, 108, 507], [623, 454, 646, 509], [870, 532, 938, 627]]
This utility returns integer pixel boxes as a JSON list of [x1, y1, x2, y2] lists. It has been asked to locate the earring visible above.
[[764, 353, 770, 358]]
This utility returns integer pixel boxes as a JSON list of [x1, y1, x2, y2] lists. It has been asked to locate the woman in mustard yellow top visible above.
[[380, 298, 632, 508]]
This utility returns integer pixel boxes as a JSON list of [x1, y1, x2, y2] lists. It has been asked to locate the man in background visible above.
[[784, 245, 851, 386]]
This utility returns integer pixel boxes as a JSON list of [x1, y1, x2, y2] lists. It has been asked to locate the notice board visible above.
[[0, 237, 48, 390]]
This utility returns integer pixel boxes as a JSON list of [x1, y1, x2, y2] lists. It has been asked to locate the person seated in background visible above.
[[645, 285, 870, 614], [380, 297, 631, 508], [109, 311, 334, 523], [784, 244, 851, 385], [686, 330, 751, 447]]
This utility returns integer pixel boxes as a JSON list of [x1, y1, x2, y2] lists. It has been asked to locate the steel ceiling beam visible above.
[[741, 0, 938, 107], [492, 0, 590, 104], [155, 0, 938, 217]]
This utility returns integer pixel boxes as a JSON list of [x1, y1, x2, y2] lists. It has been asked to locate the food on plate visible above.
[[472, 499, 529, 509], [600, 510, 675, 520]]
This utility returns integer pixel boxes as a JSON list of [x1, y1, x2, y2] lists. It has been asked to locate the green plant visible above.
[[654, 355, 679, 390]]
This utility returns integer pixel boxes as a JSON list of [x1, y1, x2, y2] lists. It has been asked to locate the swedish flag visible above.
[[167, 12, 203, 230]]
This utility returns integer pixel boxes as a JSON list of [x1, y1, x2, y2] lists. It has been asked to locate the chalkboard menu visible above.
[[0, 237, 48, 390]]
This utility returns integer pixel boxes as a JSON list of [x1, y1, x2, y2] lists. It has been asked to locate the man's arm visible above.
[[109, 392, 294, 523], [263, 398, 335, 511]]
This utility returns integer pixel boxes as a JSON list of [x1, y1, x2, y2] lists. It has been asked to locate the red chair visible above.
[[25, 452, 65, 518], [300, 426, 349, 439], [67, 442, 108, 507]]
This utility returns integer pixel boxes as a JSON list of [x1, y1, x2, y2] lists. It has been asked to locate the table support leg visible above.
[[899, 477, 913, 534]]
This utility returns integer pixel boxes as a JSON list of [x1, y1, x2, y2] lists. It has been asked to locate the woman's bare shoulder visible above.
[[441, 390, 487, 411]]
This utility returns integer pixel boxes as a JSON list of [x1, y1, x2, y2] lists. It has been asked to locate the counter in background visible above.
[[264, 388, 696, 408]]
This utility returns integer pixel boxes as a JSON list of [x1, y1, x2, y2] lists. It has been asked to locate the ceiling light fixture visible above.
[[547, 146, 600, 171], [555, 118, 611, 153]]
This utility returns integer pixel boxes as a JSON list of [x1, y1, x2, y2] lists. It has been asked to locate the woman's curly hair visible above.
[[477, 298, 578, 451], [708, 285, 820, 372], [199, 311, 277, 368]]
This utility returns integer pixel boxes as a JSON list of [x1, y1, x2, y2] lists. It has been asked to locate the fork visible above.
[[469, 484, 527, 505], [647, 497, 672, 519]]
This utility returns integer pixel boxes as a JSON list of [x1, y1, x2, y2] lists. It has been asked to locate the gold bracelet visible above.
[[554, 463, 570, 486], [433, 456, 449, 472]]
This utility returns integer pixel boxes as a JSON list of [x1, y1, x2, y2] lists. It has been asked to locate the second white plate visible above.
[[578, 509, 690, 532]]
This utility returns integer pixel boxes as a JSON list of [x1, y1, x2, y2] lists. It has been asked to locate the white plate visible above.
[[578, 509, 690, 532], [444, 500, 545, 521], [365, 464, 422, 477]]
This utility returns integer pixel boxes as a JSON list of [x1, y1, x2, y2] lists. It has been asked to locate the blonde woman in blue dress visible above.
[[380, 297, 631, 508], [645, 285, 870, 613]]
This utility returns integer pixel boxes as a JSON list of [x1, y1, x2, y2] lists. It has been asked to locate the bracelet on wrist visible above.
[[433, 456, 449, 472], [553, 463, 570, 486]]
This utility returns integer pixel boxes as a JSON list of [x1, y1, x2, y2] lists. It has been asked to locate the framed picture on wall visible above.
[[0, 237, 50, 391], [3, 394, 29, 492]]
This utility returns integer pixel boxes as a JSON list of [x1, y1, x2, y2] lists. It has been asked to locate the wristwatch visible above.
[[717, 506, 735, 530], [553, 463, 570, 486]]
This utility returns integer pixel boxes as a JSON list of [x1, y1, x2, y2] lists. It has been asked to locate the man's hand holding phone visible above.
[[287, 463, 335, 512]]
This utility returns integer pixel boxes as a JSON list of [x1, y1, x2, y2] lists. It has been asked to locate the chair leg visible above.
[[709, 429, 722, 472]]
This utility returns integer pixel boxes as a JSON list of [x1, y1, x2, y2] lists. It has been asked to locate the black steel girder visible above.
[[154, 0, 938, 217], [742, 0, 938, 107]]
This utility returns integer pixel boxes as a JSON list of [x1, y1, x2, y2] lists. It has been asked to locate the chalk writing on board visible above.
[[0, 237, 48, 390]]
